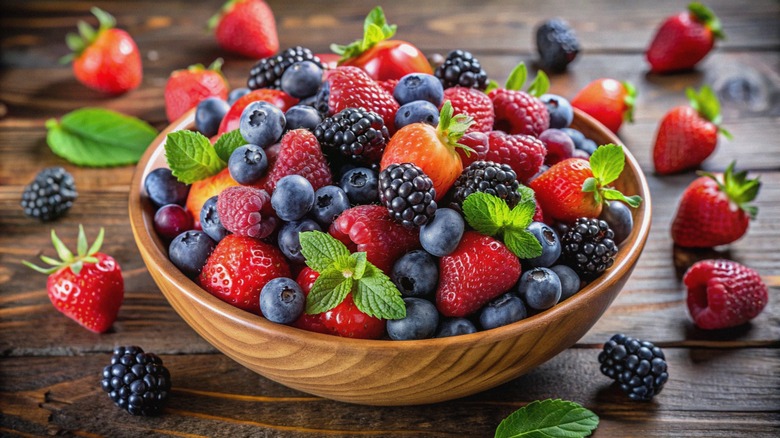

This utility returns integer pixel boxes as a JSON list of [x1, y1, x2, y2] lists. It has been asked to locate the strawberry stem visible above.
[[688, 2, 725, 40], [699, 162, 760, 219], [331, 6, 397, 62], [22, 225, 106, 276], [437, 101, 475, 154], [686, 85, 731, 139], [622, 81, 637, 123]]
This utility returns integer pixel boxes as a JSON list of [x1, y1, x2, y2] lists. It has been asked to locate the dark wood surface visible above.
[[1, 1, 778, 436]]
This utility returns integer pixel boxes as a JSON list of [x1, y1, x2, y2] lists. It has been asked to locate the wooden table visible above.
[[2, 1, 778, 436]]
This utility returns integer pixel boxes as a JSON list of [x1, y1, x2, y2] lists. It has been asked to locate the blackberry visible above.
[[560, 217, 618, 280], [598, 334, 668, 401], [247, 46, 322, 90], [20, 167, 77, 221], [314, 107, 389, 165], [535, 18, 580, 73], [379, 163, 437, 228], [434, 50, 488, 90], [451, 161, 520, 208], [100, 346, 171, 416]]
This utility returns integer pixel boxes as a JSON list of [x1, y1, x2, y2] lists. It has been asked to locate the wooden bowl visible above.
[[129, 108, 651, 406]]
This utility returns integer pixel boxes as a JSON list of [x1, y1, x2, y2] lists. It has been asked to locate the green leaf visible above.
[[494, 399, 599, 438], [88, 227, 105, 255], [77, 21, 95, 44], [90, 7, 116, 31], [581, 177, 598, 194], [589, 144, 624, 185], [299, 230, 351, 273], [602, 189, 642, 208], [527, 69, 550, 97], [622, 81, 637, 123], [213, 129, 247, 162], [333, 254, 357, 275], [687, 85, 722, 125], [305, 268, 353, 315], [462, 192, 510, 237], [353, 264, 406, 320], [51, 229, 73, 262], [46, 108, 158, 167], [508, 199, 536, 230], [503, 229, 543, 260], [21, 260, 59, 275], [517, 184, 536, 204], [76, 224, 88, 257], [164, 130, 225, 184], [505, 62, 528, 91], [484, 79, 500, 94], [689, 2, 724, 39], [352, 252, 367, 280]]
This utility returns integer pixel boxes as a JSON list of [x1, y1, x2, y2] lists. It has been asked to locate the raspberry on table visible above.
[[21, 166, 77, 221], [100, 346, 171, 416], [247, 46, 322, 90], [598, 334, 668, 401]]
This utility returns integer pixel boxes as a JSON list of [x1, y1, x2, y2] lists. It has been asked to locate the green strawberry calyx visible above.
[[486, 62, 550, 97], [622, 81, 637, 124], [208, 0, 244, 30], [331, 6, 397, 62], [686, 85, 732, 139], [700, 161, 760, 219], [688, 2, 725, 40], [61, 7, 116, 64], [438, 100, 476, 155], [582, 144, 643, 208], [22, 225, 105, 276]]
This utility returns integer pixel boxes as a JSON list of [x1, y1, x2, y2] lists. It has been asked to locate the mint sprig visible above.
[[495, 62, 550, 97], [582, 144, 642, 208], [299, 231, 406, 320], [495, 399, 599, 438], [213, 129, 248, 162], [164, 130, 226, 184]]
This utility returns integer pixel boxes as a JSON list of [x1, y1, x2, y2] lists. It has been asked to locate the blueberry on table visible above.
[[393, 73, 444, 106], [281, 60, 323, 99], [391, 250, 439, 298], [435, 317, 477, 338], [260, 277, 306, 324], [525, 221, 562, 268], [419, 207, 465, 257], [387, 297, 440, 340], [311, 185, 350, 226], [168, 230, 216, 278], [277, 219, 321, 264], [195, 97, 230, 137], [200, 195, 229, 242], [239, 100, 286, 148], [340, 167, 379, 205], [535, 18, 580, 73], [517, 267, 562, 310], [395, 100, 440, 130], [479, 292, 527, 330], [228, 144, 269, 185], [144, 168, 189, 208]]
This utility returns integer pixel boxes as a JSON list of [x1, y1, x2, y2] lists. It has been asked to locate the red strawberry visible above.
[[486, 131, 547, 183], [646, 3, 725, 74], [329, 205, 420, 274], [377, 79, 399, 95], [488, 63, 550, 137], [671, 163, 760, 248], [653, 86, 730, 174], [323, 66, 400, 132], [291, 267, 329, 334], [435, 231, 521, 318], [571, 78, 636, 133], [217, 88, 298, 135], [185, 168, 240, 229], [260, 129, 332, 194], [683, 259, 768, 330], [63, 8, 142, 94], [457, 131, 490, 167], [217, 186, 277, 239], [321, 294, 386, 339], [165, 59, 229, 123], [444, 86, 495, 133], [209, 0, 279, 59], [199, 234, 290, 315], [24, 226, 124, 333]]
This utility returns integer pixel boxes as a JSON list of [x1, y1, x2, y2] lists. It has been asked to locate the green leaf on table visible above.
[[495, 399, 599, 438], [164, 130, 225, 184], [213, 129, 247, 162]]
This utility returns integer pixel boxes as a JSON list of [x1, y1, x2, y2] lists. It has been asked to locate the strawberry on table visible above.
[[165, 59, 229, 123], [488, 63, 551, 137], [209, 0, 279, 59], [671, 162, 760, 248], [571, 78, 636, 133], [24, 225, 124, 333], [323, 66, 400, 132]]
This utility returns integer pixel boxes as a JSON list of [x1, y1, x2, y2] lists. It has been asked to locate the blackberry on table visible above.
[[379, 163, 437, 228], [598, 334, 668, 401], [20, 166, 77, 221], [560, 217, 618, 280], [434, 50, 488, 90], [247, 46, 322, 90], [314, 107, 389, 165], [100, 346, 171, 416], [451, 161, 521, 208]]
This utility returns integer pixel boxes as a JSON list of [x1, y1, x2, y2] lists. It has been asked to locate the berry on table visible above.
[[393, 73, 445, 106], [419, 207, 465, 257], [271, 174, 315, 222], [195, 97, 230, 137], [535, 18, 580, 73], [560, 218, 618, 280], [378, 163, 438, 228], [394, 100, 440, 130], [228, 144, 269, 185], [435, 317, 477, 337], [239, 101, 286, 149], [314, 107, 389, 165], [168, 230, 217, 278], [434, 50, 488, 90], [101, 346, 171, 416], [247, 46, 322, 90], [284, 105, 322, 131], [525, 221, 561, 268], [280, 60, 324, 99], [598, 334, 668, 401], [260, 277, 306, 324], [391, 250, 439, 298], [451, 160, 521, 208], [277, 219, 321, 264], [211, 0, 279, 59], [479, 292, 527, 330], [540, 93, 574, 129], [153, 204, 194, 241], [21, 166, 78, 221], [387, 297, 440, 340], [340, 167, 379, 205], [199, 195, 229, 242], [311, 185, 350, 226]]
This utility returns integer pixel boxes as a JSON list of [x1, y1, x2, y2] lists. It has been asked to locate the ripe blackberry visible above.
[[560, 217, 618, 280], [100, 346, 171, 416], [535, 18, 580, 73], [434, 50, 488, 90], [379, 163, 437, 228], [247, 46, 322, 90], [20, 167, 77, 221], [598, 334, 668, 401], [314, 107, 389, 165], [451, 161, 521, 208]]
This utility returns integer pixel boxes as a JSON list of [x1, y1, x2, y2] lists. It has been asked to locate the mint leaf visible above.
[[462, 192, 510, 236], [352, 252, 367, 280], [495, 399, 599, 438], [353, 263, 405, 319], [602, 189, 641, 208], [503, 229, 542, 260], [332, 254, 356, 274], [508, 199, 535, 230], [589, 144, 624, 185], [527, 69, 550, 98], [299, 231, 351, 273], [505, 62, 528, 91], [517, 184, 536, 205], [164, 130, 225, 184], [213, 129, 247, 162], [305, 268, 352, 315], [45, 108, 157, 167]]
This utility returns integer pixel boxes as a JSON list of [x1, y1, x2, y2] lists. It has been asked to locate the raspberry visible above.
[[560, 218, 618, 280], [456, 131, 490, 167], [21, 167, 77, 221], [101, 346, 171, 416], [314, 107, 389, 165], [322, 66, 399, 133], [443, 86, 495, 133], [247, 46, 322, 90], [434, 50, 488, 90], [486, 131, 546, 183], [261, 129, 332, 194], [598, 334, 668, 401], [216, 186, 276, 239], [489, 88, 550, 137], [451, 161, 521, 208], [379, 163, 438, 228]]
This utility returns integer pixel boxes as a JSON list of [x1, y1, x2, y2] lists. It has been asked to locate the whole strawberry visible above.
[[489, 63, 550, 137], [646, 2, 725, 74], [671, 162, 760, 248], [209, 0, 279, 59], [323, 66, 400, 132], [571, 78, 636, 133], [62, 8, 142, 94], [321, 294, 386, 339], [165, 59, 229, 123], [23, 225, 124, 333], [260, 129, 332, 194], [653, 86, 731, 174], [683, 259, 768, 329]]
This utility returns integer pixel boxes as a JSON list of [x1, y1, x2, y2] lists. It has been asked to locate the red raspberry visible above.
[[444, 86, 495, 133], [217, 186, 276, 239], [683, 259, 769, 330], [486, 131, 547, 183], [260, 129, 332, 194], [324, 66, 400, 132], [489, 88, 550, 137], [457, 131, 490, 167]]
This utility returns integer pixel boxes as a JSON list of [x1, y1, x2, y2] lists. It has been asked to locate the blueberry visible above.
[[239, 101, 286, 148], [228, 87, 251, 105], [599, 200, 634, 245], [525, 221, 561, 268], [168, 230, 216, 278], [517, 267, 562, 310], [259, 277, 305, 324], [579, 139, 598, 155], [200, 195, 229, 242], [561, 127, 585, 149], [436, 318, 477, 337], [277, 219, 321, 264], [540, 93, 574, 129], [280, 60, 324, 99], [228, 144, 268, 185], [144, 168, 190, 208], [479, 292, 527, 330], [339, 167, 378, 205], [393, 73, 445, 106], [284, 105, 322, 131], [419, 208, 464, 257], [271, 175, 315, 221], [311, 185, 350, 226], [195, 97, 230, 137], [394, 100, 440, 130], [386, 297, 439, 340], [550, 265, 581, 301], [391, 250, 439, 298]]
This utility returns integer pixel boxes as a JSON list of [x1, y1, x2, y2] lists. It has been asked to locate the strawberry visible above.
[[217, 88, 298, 135], [443, 86, 495, 133], [571, 78, 636, 133], [377, 79, 399, 95], [486, 131, 547, 183], [165, 59, 229, 123], [457, 131, 490, 167], [329, 205, 420, 274], [653, 86, 731, 174], [199, 234, 290, 315], [62, 7, 142, 94], [260, 129, 332, 194], [290, 267, 329, 334], [320, 294, 386, 339], [217, 186, 277, 239], [209, 0, 279, 59], [24, 226, 123, 333], [683, 259, 768, 330], [185, 168, 240, 229], [323, 66, 400, 132], [435, 231, 521, 318], [488, 63, 550, 137], [671, 163, 760, 248], [381, 101, 472, 200], [646, 3, 725, 74]]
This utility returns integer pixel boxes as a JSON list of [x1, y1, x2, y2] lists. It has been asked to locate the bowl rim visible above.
[[129, 107, 652, 350]]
